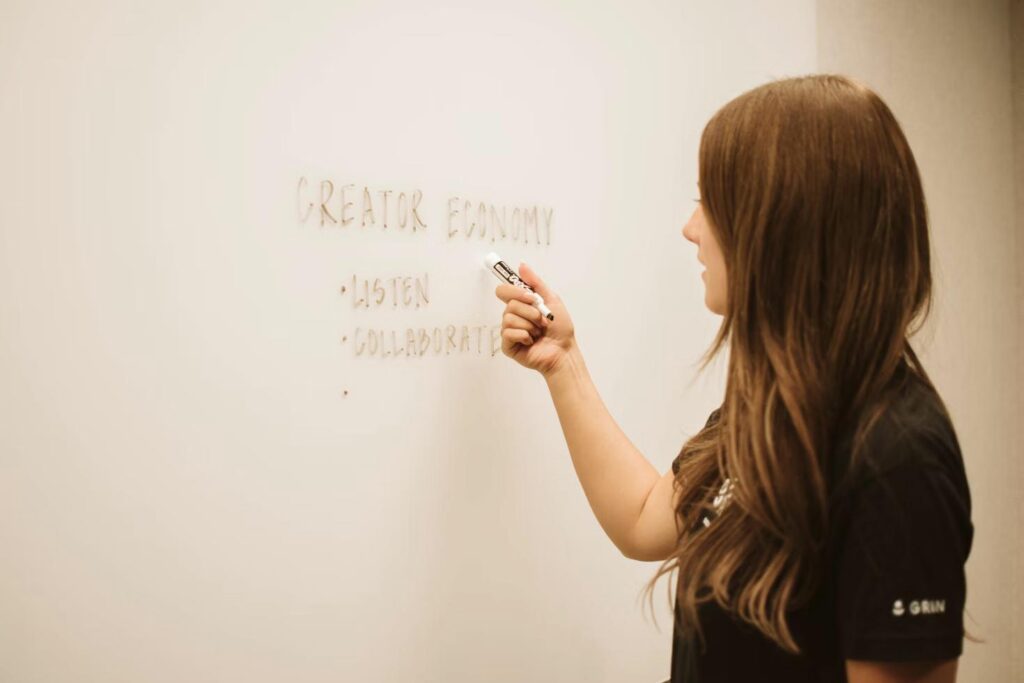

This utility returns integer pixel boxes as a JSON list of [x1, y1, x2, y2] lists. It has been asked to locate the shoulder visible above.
[[826, 369, 974, 595], [832, 370, 969, 507]]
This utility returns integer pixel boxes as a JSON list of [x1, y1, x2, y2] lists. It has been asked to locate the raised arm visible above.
[[493, 262, 682, 561], [543, 344, 680, 560]]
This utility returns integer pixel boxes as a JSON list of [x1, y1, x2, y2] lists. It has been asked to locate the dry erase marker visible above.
[[483, 252, 555, 321]]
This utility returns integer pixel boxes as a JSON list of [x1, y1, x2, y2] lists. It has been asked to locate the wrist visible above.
[[543, 342, 586, 385]]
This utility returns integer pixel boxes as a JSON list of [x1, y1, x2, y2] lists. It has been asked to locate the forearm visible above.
[[543, 343, 660, 556]]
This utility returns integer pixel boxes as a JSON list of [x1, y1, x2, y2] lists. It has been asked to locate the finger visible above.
[[503, 312, 541, 339], [507, 299, 547, 326], [502, 327, 534, 346], [495, 283, 537, 305], [519, 262, 554, 301]]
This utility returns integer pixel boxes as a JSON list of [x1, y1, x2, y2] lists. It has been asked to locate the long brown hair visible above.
[[642, 74, 936, 653]]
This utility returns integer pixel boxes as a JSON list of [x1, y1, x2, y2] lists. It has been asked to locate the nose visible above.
[[682, 206, 699, 245]]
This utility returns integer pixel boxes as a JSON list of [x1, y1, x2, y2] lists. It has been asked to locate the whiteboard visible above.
[[0, 1, 815, 680]]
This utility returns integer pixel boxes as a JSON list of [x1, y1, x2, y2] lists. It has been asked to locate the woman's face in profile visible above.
[[682, 200, 727, 315]]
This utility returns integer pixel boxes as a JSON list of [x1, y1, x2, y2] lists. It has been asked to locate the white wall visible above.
[[0, 1, 816, 681], [818, 1, 1021, 681]]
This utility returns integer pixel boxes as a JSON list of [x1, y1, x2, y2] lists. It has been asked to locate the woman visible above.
[[493, 74, 973, 683]]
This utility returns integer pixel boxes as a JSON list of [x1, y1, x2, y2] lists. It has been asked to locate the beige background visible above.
[[818, 0, 1022, 680]]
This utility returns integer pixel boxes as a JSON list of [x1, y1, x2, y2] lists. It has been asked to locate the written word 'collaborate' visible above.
[[296, 178, 553, 246], [349, 324, 505, 358]]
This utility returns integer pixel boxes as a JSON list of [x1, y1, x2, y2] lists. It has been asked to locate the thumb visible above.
[[519, 262, 554, 300]]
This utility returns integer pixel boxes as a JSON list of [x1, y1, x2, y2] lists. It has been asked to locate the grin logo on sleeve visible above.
[[892, 598, 946, 617]]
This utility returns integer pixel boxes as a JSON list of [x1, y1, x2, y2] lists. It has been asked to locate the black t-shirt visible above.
[[668, 368, 973, 682]]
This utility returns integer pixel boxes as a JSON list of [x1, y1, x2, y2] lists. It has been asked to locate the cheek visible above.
[[709, 262, 726, 293], [710, 253, 725, 281]]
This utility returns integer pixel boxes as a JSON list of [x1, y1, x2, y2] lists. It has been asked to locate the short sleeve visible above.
[[673, 408, 721, 475], [835, 460, 973, 661]]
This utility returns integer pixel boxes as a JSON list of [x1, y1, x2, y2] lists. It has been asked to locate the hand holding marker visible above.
[[486, 252, 577, 376], [484, 252, 554, 320]]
